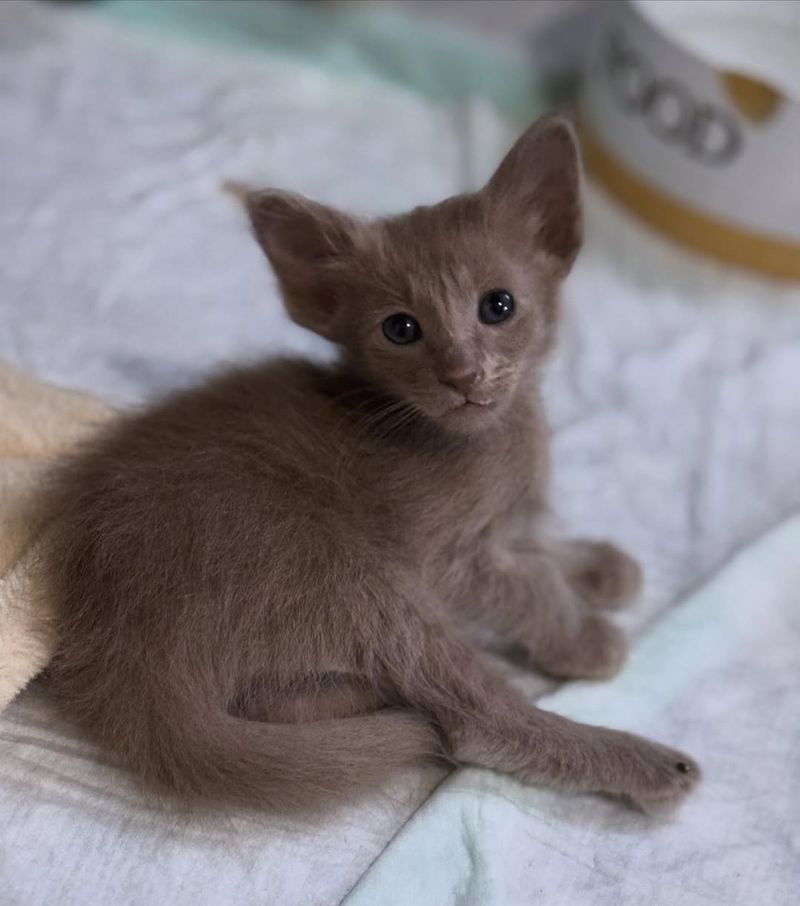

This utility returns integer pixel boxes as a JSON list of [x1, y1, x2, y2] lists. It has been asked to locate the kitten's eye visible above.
[[479, 290, 515, 325], [382, 313, 422, 345]]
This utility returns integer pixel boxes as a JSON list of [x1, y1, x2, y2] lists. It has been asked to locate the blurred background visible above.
[[1, 0, 799, 618]]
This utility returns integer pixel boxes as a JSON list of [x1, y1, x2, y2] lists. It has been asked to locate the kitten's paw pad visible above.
[[568, 541, 643, 611], [614, 739, 701, 814], [546, 616, 629, 680]]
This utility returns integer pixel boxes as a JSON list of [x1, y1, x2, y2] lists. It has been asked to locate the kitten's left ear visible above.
[[484, 113, 583, 274], [247, 190, 358, 341]]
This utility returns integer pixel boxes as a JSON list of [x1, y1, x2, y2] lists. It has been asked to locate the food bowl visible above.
[[579, 0, 800, 279]]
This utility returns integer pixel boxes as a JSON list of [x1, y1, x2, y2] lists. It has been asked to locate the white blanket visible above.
[[1, 2, 800, 903]]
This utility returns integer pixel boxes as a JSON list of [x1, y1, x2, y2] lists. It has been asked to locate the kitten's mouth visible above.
[[451, 397, 494, 412], [432, 394, 498, 424]]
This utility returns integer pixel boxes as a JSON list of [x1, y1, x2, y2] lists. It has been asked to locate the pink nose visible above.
[[439, 369, 482, 395]]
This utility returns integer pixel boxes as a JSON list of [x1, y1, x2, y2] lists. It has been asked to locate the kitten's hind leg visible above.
[[377, 591, 699, 812]]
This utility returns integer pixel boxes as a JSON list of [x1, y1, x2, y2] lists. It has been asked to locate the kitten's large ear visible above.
[[247, 190, 358, 340], [484, 113, 582, 274]]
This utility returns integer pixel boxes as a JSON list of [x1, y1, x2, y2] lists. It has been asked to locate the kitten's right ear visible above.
[[246, 190, 358, 341]]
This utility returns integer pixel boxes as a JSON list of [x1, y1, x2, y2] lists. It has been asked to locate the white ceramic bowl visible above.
[[579, 0, 800, 279]]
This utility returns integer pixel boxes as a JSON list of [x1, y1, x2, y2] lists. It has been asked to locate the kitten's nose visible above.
[[439, 368, 482, 396]]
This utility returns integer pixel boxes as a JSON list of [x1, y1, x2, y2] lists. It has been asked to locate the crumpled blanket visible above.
[[0, 362, 112, 710]]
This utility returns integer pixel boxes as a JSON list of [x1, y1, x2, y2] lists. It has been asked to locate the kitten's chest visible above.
[[392, 422, 545, 564]]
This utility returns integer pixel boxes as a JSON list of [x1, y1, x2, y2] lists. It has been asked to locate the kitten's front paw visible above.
[[541, 615, 629, 680], [563, 540, 643, 611], [602, 732, 701, 814]]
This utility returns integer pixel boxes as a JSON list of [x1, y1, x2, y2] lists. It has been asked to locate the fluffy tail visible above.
[[116, 702, 443, 811]]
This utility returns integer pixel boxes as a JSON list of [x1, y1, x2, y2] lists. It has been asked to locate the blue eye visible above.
[[382, 313, 422, 345], [479, 290, 515, 325]]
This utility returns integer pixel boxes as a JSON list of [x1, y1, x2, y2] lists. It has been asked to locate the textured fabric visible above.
[[1, 1, 799, 903]]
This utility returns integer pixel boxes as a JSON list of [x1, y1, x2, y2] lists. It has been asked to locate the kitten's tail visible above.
[[126, 703, 443, 811]]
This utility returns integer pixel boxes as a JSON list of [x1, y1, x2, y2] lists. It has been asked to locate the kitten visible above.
[[43, 113, 699, 814]]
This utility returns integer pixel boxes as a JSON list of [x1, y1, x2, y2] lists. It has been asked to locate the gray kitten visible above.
[[43, 114, 699, 814]]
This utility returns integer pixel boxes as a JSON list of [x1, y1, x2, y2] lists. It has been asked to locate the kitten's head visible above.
[[247, 113, 582, 434]]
